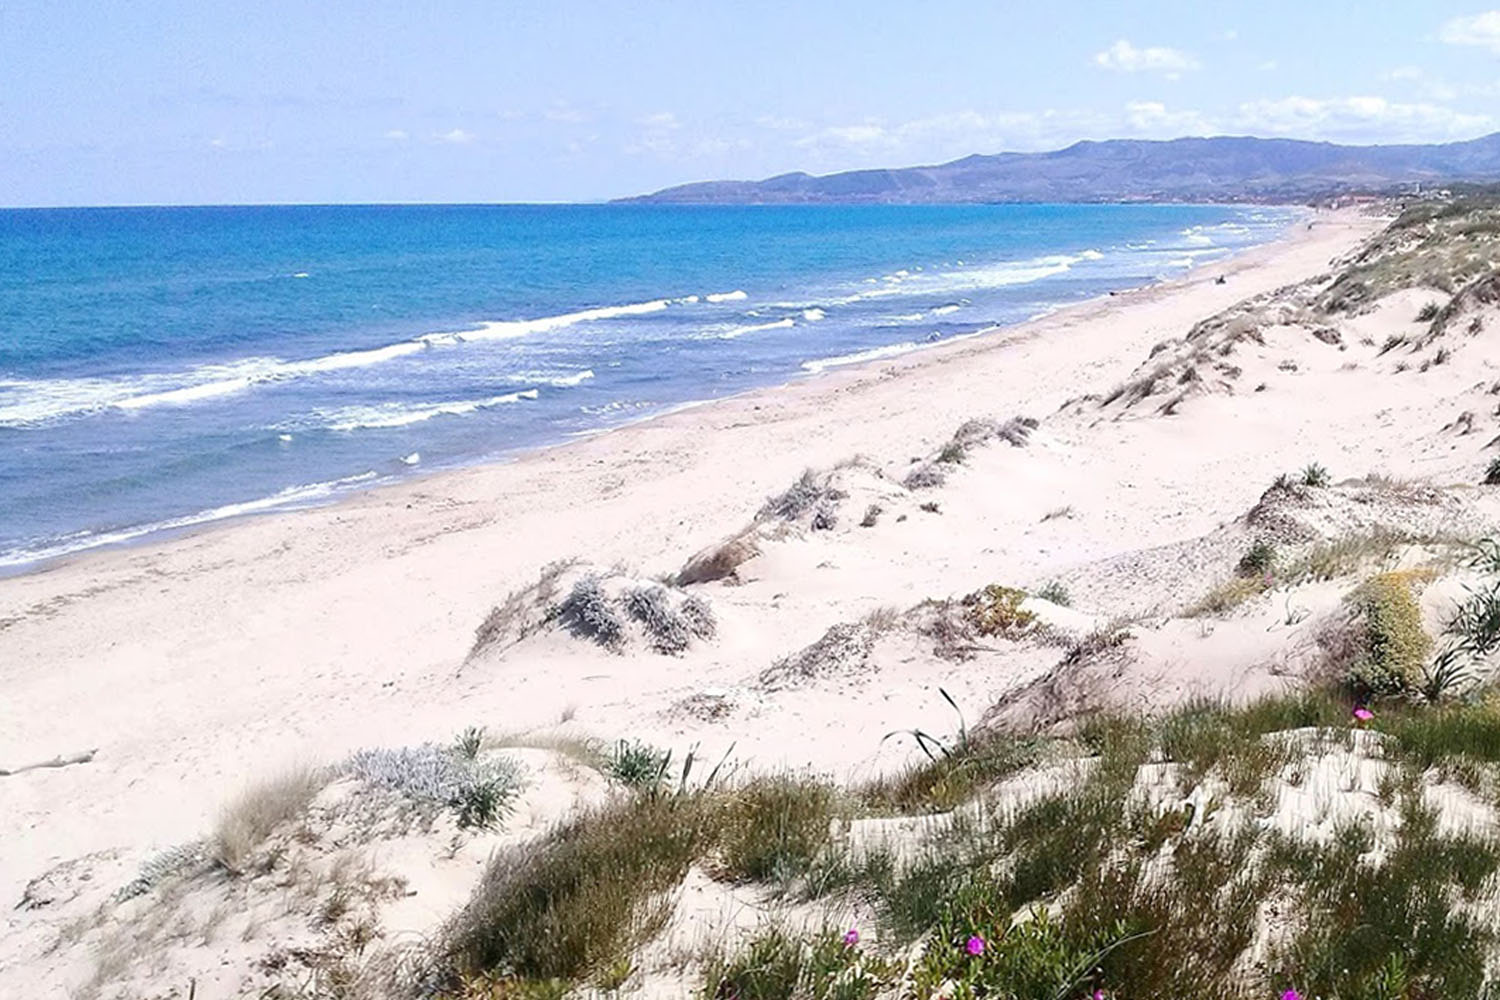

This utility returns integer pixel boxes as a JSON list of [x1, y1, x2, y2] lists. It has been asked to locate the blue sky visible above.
[[4, 1, 1500, 205]]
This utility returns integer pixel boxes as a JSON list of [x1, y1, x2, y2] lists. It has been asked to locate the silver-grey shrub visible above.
[[556, 575, 625, 648], [680, 594, 717, 641], [624, 586, 692, 653], [347, 743, 523, 830]]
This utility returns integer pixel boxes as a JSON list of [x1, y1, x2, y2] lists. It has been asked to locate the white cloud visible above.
[[1123, 101, 1214, 135], [1384, 66, 1460, 101], [1093, 39, 1201, 76], [543, 103, 587, 124], [383, 129, 409, 141], [638, 112, 680, 130], [437, 128, 475, 144], [1235, 95, 1492, 141], [1258, 60, 1279, 72], [1440, 11, 1500, 53], [754, 114, 810, 131]]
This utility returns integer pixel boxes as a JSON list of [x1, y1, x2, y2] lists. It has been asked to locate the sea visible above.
[[0, 202, 1304, 571]]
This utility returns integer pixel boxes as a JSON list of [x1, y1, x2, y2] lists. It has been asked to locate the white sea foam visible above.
[[822, 251, 1094, 308], [323, 389, 539, 431], [0, 298, 662, 427], [505, 369, 594, 387], [718, 318, 795, 339], [930, 304, 962, 316], [802, 308, 826, 321], [706, 290, 748, 303], [0, 471, 382, 569], [802, 341, 924, 373], [462, 299, 671, 341], [887, 312, 925, 322]]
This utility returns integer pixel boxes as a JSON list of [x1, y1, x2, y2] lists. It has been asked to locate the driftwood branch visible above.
[[0, 748, 97, 777]]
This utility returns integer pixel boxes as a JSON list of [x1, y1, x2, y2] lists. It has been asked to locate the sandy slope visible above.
[[0, 210, 1408, 991]]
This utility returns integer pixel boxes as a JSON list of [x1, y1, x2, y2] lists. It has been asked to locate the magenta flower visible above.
[[842, 927, 859, 947], [1353, 706, 1374, 723], [1281, 990, 1302, 1000], [965, 935, 986, 956], [1092, 991, 1106, 1000]]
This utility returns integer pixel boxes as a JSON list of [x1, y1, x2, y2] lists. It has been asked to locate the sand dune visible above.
[[24, 205, 1500, 995]]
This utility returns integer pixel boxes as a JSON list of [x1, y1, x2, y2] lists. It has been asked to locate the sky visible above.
[[4, 1, 1500, 206]]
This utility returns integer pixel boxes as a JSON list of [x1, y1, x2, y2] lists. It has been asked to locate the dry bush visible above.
[[759, 468, 850, 522], [903, 463, 947, 490], [470, 559, 578, 659], [212, 766, 329, 874], [761, 610, 900, 688], [674, 527, 762, 585]]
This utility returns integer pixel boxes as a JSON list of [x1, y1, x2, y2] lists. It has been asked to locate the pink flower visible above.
[[1092, 991, 1106, 1000], [965, 935, 986, 956], [1281, 990, 1303, 1000], [1353, 706, 1374, 723], [842, 928, 859, 947]]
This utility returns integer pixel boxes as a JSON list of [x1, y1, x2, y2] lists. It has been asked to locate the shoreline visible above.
[[0, 207, 1380, 918], [0, 212, 1308, 582]]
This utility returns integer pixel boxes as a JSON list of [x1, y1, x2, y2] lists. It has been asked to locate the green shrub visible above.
[[911, 892, 1134, 1000], [1348, 572, 1433, 697], [1035, 581, 1071, 606], [1417, 301, 1442, 322], [1440, 582, 1500, 697], [1302, 462, 1332, 487], [604, 739, 672, 789], [937, 440, 968, 465], [703, 926, 897, 1000], [1237, 539, 1277, 577], [1485, 457, 1500, 486], [963, 585, 1035, 638]]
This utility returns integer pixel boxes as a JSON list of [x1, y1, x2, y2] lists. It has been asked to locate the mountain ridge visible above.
[[621, 132, 1500, 204]]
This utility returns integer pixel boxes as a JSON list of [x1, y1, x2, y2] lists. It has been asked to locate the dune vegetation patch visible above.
[[414, 685, 1500, 1000], [469, 562, 718, 658]]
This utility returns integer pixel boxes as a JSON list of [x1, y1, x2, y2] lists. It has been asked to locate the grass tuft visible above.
[[709, 775, 840, 884], [438, 795, 707, 989], [212, 766, 329, 874]]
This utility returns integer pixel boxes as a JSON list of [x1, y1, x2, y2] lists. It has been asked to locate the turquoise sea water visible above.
[[0, 203, 1301, 570]]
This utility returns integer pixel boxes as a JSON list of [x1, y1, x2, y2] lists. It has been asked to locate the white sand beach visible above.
[[19, 204, 1500, 996]]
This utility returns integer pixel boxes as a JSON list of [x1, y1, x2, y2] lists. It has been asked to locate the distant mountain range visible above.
[[622, 133, 1500, 205]]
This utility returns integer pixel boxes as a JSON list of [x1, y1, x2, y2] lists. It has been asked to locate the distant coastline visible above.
[[622, 132, 1500, 205]]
